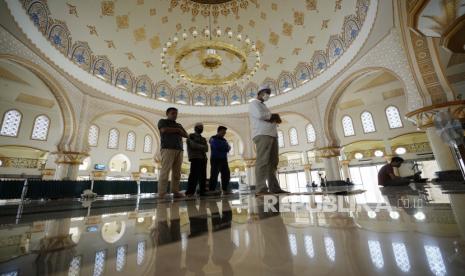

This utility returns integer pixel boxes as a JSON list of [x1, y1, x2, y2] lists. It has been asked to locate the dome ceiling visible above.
[[13, 0, 372, 108]]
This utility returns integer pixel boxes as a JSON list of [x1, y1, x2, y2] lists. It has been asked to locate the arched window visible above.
[[108, 128, 119, 149], [361, 111, 376, 133], [137, 241, 145, 266], [392, 242, 410, 272], [386, 106, 403, 129], [116, 245, 127, 272], [278, 130, 284, 148], [143, 135, 152, 153], [0, 109, 22, 137], [306, 124, 316, 143], [342, 115, 355, 136], [289, 128, 299, 146], [368, 240, 384, 269], [88, 125, 99, 146], [126, 131, 136, 151], [31, 115, 50, 140]]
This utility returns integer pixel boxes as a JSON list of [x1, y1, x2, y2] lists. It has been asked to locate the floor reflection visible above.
[[1, 185, 465, 275]]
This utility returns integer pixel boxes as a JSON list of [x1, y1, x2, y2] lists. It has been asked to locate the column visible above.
[[53, 151, 88, 180], [323, 157, 342, 181], [340, 160, 351, 181], [243, 159, 256, 191], [154, 161, 161, 181], [41, 169, 56, 180], [318, 147, 342, 182], [406, 101, 464, 172], [303, 164, 313, 185], [37, 218, 75, 275], [91, 170, 108, 180], [426, 127, 458, 171]]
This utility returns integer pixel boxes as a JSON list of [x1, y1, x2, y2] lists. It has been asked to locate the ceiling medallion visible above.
[[161, 27, 260, 87], [168, 0, 256, 21]]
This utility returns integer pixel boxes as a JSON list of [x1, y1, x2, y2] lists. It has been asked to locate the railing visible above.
[[0, 157, 45, 169]]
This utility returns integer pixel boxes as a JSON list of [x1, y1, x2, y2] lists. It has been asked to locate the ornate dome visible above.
[[8, 0, 376, 113]]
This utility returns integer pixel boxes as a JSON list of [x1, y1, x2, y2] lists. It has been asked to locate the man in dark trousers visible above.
[[186, 122, 209, 197], [209, 126, 231, 195]]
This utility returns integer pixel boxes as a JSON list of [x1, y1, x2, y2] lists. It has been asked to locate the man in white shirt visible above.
[[249, 86, 289, 196]]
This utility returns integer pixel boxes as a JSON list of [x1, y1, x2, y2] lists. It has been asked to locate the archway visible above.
[[324, 68, 416, 147], [0, 55, 76, 151], [109, 153, 131, 173]]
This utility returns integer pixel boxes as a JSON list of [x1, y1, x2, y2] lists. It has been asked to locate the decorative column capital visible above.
[[131, 172, 141, 180], [316, 146, 341, 158], [52, 151, 89, 165], [341, 160, 351, 166], [243, 158, 256, 168], [303, 164, 312, 171], [92, 170, 107, 180], [405, 100, 465, 129]]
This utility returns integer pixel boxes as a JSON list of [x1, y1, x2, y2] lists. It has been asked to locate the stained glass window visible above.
[[137, 241, 146, 265], [31, 115, 50, 140], [278, 131, 284, 148], [368, 240, 384, 269], [304, 235, 315, 258], [324, 236, 335, 262], [88, 125, 99, 146], [116, 246, 127, 272], [342, 115, 355, 136], [126, 131, 136, 151], [392, 242, 410, 272], [386, 106, 403, 129], [108, 128, 119, 149], [288, 233, 297, 256], [424, 245, 446, 276], [0, 271, 18, 276], [93, 250, 106, 276], [0, 109, 22, 137], [289, 128, 299, 146], [361, 111, 376, 133], [68, 256, 82, 276], [143, 135, 152, 153], [306, 124, 316, 143]]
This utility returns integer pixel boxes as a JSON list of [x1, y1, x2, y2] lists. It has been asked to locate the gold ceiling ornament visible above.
[[168, 0, 257, 21], [160, 26, 260, 87]]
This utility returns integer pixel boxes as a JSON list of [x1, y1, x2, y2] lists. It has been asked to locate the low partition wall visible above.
[[0, 180, 240, 200]]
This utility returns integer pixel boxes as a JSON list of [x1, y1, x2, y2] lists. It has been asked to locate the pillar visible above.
[[317, 147, 342, 182], [303, 164, 313, 185], [406, 101, 464, 172], [340, 160, 351, 181], [323, 157, 342, 181], [53, 151, 88, 180], [426, 127, 458, 171], [243, 159, 256, 191], [154, 161, 161, 181]]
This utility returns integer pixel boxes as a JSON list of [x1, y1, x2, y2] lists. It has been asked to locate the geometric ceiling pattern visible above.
[[19, 0, 371, 106]]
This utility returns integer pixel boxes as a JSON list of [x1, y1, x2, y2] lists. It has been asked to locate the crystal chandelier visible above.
[[160, 14, 260, 88]]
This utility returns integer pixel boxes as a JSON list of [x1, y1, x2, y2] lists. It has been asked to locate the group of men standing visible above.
[[157, 86, 288, 199]]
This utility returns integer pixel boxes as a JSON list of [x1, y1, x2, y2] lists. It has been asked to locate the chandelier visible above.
[[160, 14, 260, 88]]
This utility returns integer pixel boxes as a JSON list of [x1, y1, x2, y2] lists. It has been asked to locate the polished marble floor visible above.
[[1, 184, 465, 276]]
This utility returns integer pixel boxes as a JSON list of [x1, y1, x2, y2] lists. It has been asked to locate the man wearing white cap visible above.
[[249, 86, 289, 196], [186, 122, 209, 196]]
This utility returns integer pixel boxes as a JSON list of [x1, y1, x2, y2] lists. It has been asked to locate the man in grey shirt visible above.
[[157, 107, 188, 198]]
